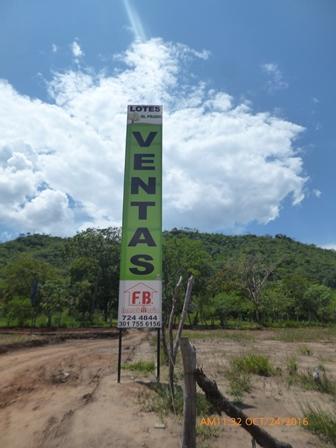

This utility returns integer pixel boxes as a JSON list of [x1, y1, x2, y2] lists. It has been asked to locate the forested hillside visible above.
[[0, 228, 335, 327]]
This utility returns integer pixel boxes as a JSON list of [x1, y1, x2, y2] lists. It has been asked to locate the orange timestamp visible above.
[[199, 416, 309, 427]]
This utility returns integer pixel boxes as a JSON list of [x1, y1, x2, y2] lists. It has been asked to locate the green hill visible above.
[[0, 228, 335, 327]]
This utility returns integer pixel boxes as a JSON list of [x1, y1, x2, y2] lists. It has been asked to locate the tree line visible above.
[[0, 228, 335, 327]]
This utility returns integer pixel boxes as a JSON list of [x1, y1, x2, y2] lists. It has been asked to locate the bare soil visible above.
[[185, 329, 336, 448], [0, 330, 180, 448], [0, 328, 335, 448]]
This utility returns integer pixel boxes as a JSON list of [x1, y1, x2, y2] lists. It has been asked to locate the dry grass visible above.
[[273, 327, 336, 343], [0, 334, 44, 345]]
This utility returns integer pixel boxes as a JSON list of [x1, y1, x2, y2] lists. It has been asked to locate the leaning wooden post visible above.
[[180, 337, 196, 448]]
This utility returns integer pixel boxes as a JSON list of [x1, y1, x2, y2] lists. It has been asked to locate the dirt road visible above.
[[1, 328, 332, 448], [0, 331, 180, 448]]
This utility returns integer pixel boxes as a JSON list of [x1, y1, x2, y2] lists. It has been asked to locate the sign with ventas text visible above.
[[117, 105, 162, 329]]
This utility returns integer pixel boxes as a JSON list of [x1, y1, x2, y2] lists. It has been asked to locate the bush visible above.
[[123, 361, 155, 374], [231, 353, 274, 377], [5, 297, 33, 326]]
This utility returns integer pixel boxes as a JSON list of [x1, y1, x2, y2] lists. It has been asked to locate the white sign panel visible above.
[[118, 280, 162, 328]]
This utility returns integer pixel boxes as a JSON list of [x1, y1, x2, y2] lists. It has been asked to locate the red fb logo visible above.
[[130, 290, 153, 306]]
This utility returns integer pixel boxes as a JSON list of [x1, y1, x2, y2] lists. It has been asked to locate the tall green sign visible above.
[[117, 105, 162, 329]]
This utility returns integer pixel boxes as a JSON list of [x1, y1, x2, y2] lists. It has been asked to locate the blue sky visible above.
[[0, 0, 335, 248]]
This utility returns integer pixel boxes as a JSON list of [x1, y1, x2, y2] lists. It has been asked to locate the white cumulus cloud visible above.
[[0, 38, 307, 239]]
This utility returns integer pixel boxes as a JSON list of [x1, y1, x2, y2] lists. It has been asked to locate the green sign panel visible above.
[[117, 105, 162, 328]]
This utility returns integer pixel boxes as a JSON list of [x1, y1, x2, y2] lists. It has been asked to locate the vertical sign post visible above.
[[117, 105, 162, 382]]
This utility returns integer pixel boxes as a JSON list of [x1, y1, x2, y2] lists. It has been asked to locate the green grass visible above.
[[224, 353, 274, 401], [303, 405, 336, 446], [197, 422, 221, 448], [231, 353, 275, 376], [122, 361, 155, 374]]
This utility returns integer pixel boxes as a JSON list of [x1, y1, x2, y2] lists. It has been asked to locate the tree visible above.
[[162, 234, 212, 326], [239, 255, 277, 322], [65, 227, 120, 322], [302, 284, 332, 321], [263, 282, 296, 321], [210, 292, 252, 325], [5, 297, 33, 326], [40, 278, 68, 326], [2, 254, 60, 325], [3, 254, 54, 300], [70, 280, 93, 324], [69, 256, 97, 321], [282, 274, 311, 320]]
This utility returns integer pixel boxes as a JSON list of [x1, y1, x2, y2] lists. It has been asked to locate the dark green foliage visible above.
[[0, 228, 336, 327], [5, 297, 33, 326], [65, 227, 121, 323]]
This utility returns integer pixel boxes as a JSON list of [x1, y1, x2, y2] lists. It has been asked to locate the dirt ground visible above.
[[0, 330, 181, 448], [0, 328, 335, 448], [185, 328, 336, 448]]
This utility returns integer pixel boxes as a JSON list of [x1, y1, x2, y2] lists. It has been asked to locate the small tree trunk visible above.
[[161, 325, 169, 365], [169, 361, 175, 398], [255, 305, 260, 322], [167, 276, 194, 397]]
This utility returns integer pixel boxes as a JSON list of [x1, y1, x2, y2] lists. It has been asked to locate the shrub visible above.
[[5, 297, 33, 326], [123, 361, 155, 374], [231, 353, 274, 377]]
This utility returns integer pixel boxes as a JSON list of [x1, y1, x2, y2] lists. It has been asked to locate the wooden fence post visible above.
[[180, 337, 196, 448]]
